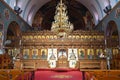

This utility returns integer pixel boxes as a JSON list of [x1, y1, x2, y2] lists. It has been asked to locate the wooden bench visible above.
[[84, 70, 120, 80], [0, 69, 34, 80]]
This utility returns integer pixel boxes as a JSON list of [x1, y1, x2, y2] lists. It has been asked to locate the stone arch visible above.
[[106, 20, 119, 49], [5, 21, 21, 48]]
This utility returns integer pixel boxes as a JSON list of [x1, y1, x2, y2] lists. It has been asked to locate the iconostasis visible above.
[[7, 47, 119, 69], [8, 48, 119, 60]]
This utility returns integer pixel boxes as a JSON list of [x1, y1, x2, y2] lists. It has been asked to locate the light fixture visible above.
[[14, 6, 22, 15], [51, 0, 74, 37], [103, 5, 111, 14], [103, 0, 112, 15]]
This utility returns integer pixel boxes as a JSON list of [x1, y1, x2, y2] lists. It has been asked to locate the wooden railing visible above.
[[0, 69, 34, 80]]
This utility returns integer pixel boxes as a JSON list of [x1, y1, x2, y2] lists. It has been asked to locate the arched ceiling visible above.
[[35, 0, 88, 30], [4, 0, 119, 26]]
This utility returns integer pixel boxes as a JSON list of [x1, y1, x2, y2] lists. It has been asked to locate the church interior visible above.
[[0, 0, 120, 80]]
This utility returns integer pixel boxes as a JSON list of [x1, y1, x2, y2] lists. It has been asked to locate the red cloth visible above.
[[35, 68, 83, 80]]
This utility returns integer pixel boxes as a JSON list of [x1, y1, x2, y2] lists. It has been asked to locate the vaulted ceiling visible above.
[[33, 0, 89, 30], [4, 0, 119, 26]]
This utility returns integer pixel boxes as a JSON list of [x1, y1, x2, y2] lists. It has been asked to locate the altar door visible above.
[[47, 48, 57, 68], [68, 48, 78, 68], [57, 49, 69, 68]]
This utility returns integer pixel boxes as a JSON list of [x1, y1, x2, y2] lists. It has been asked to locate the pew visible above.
[[0, 69, 34, 80], [84, 70, 120, 80], [0, 70, 9, 80]]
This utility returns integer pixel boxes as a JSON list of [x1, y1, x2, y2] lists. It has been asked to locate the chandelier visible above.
[[51, 0, 74, 36]]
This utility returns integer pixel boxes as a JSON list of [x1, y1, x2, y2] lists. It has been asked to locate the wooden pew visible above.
[[83, 70, 120, 80], [0, 70, 9, 80], [9, 69, 23, 80], [0, 69, 34, 80]]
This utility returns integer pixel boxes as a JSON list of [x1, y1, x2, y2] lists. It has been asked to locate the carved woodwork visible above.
[[10, 30, 119, 69]]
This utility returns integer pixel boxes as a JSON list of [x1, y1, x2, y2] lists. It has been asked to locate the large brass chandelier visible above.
[[51, 0, 74, 36]]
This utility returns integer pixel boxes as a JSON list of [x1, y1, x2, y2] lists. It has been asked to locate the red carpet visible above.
[[34, 68, 83, 80]]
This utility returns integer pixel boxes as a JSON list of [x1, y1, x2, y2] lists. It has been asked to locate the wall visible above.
[[0, 0, 31, 53], [96, 1, 120, 50]]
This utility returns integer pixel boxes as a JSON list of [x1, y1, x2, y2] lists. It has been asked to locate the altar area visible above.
[[7, 0, 119, 70]]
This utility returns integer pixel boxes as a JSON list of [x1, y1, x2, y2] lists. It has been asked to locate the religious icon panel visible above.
[[58, 49, 67, 59], [68, 48, 78, 61], [32, 49, 38, 59], [23, 49, 29, 59], [87, 49, 94, 59], [40, 49, 47, 59], [78, 49, 85, 59], [96, 49, 104, 59], [47, 48, 57, 61]]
